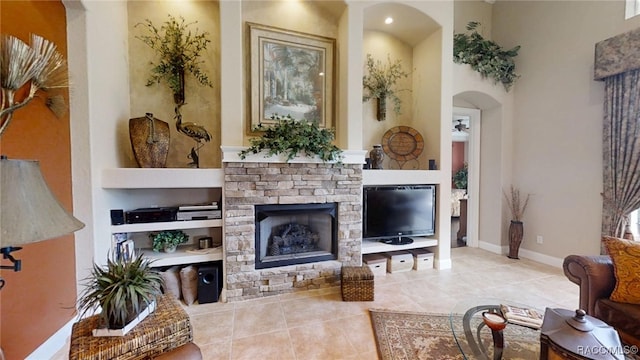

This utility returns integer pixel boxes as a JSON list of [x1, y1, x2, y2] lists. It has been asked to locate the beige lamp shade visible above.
[[1, 158, 85, 247]]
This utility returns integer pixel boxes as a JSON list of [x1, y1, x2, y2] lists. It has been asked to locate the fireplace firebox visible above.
[[255, 203, 338, 269]]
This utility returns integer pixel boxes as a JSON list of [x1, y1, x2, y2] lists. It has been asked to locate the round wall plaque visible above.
[[381, 126, 424, 162]]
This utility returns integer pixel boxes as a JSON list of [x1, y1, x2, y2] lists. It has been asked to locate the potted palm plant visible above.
[[150, 230, 189, 253], [77, 254, 163, 335]]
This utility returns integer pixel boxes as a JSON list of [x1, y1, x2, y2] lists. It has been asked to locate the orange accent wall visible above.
[[0, 1, 77, 359]]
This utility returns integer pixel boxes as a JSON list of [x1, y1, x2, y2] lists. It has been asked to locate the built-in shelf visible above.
[[111, 219, 222, 233], [141, 246, 223, 267], [363, 170, 445, 186], [361, 237, 438, 254], [102, 168, 224, 189]]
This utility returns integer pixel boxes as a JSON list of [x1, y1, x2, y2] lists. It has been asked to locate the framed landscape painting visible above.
[[248, 23, 335, 132]]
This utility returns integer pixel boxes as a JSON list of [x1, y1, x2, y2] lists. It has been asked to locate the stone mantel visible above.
[[221, 146, 367, 165]]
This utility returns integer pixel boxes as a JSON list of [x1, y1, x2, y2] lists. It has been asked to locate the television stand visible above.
[[380, 237, 414, 245]]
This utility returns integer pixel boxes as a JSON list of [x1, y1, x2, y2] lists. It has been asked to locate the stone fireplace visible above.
[[222, 148, 366, 302]]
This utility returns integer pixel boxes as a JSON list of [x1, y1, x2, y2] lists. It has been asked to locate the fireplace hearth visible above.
[[255, 203, 337, 269]]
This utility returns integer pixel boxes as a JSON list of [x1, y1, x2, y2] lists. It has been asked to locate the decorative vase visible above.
[[370, 144, 384, 169], [377, 96, 387, 121], [129, 113, 170, 168], [508, 220, 524, 259], [173, 69, 185, 106], [164, 244, 177, 253]]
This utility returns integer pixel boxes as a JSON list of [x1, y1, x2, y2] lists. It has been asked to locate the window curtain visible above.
[[601, 68, 640, 247]]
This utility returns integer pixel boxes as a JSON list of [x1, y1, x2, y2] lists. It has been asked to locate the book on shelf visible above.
[[500, 304, 544, 329]]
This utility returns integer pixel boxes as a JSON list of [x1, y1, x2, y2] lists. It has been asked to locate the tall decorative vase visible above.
[[508, 220, 524, 259], [129, 113, 170, 168], [377, 96, 387, 121], [370, 144, 384, 169]]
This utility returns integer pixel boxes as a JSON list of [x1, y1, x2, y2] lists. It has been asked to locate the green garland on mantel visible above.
[[239, 114, 343, 162], [453, 21, 521, 91]]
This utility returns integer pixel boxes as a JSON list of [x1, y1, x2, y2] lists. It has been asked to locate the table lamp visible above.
[[1, 157, 85, 287]]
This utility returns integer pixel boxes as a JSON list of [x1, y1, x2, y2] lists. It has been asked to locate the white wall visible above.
[[67, 0, 131, 271], [493, 1, 640, 257]]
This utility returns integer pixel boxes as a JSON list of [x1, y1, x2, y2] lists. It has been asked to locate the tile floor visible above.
[[53, 247, 579, 359]]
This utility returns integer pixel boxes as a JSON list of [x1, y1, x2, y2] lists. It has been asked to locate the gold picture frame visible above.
[[248, 23, 335, 132]]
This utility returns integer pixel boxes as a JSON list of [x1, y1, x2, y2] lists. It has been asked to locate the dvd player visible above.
[[125, 207, 178, 224]]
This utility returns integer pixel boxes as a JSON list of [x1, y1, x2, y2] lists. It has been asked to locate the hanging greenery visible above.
[[362, 53, 410, 118], [453, 21, 520, 91], [239, 114, 343, 162], [135, 14, 213, 101]]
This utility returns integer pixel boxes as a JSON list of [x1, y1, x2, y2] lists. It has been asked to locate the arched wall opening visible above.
[[362, 2, 442, 170], [453, 88, 513, 254]]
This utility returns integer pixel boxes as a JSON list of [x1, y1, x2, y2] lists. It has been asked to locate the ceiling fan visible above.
[[454, 119, 469, 132]]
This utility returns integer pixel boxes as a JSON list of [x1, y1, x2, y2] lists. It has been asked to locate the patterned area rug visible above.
[[369, 309, 540, 360]]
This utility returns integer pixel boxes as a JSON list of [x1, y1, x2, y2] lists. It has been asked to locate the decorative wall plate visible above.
[[381, 126, 424, 162]]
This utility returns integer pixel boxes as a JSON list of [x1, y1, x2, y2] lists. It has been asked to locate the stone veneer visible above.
[[223, 161, 364, 302]]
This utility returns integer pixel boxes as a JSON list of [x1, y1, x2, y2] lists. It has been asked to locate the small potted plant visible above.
[[77, 255, 163, 333], [150, 230, 189, 253]]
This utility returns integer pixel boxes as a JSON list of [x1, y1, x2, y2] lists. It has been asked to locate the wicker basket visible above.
[[341, 265, 374, 301], [69, 294, 192, 360]]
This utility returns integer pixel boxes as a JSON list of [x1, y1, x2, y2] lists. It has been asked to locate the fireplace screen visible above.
[[255, 203, 338, 269]]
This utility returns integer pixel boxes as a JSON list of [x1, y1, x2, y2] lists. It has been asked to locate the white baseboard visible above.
[[477, 241, 564, 269], [26, 318, 74, 360], [434, 257, 452, 270], [478, 240, 504, 254]]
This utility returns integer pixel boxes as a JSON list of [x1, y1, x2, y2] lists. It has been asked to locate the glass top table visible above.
[[450, 298, 542, 360]]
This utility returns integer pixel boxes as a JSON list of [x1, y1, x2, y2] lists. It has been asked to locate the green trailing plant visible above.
[[453, 21, 520, 91], [239, 114, 343, 162], [135, 14, 213, 103], [453, 163, 468, 190], [362, 53, 410, 118], [77, 255, 163, 329], [150, 230, 189, 252]]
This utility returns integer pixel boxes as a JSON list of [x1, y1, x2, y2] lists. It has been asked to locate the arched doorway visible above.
[[452, 106, 480, 248]]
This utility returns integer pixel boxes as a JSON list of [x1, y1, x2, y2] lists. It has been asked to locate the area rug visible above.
[[369, 309, 539, 360]]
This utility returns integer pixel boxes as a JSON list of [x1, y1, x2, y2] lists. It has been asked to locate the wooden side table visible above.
[[69, 295, 193, 360]]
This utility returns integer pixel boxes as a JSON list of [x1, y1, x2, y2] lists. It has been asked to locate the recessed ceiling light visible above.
[[384, 17, 393, 25]]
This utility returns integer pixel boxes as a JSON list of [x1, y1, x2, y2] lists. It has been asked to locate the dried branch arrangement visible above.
[[503, 185, 530, 221], [0, 34, 68, 136], [362, 53, 410, 116]]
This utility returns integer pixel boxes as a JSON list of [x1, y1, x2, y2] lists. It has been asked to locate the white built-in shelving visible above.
[[140, 246, 223, 267], [102, 168, 224, 267], [361, 237, 438, 254]]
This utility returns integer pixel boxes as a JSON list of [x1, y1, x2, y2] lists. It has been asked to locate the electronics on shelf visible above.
[[125, 207, 178, 224]]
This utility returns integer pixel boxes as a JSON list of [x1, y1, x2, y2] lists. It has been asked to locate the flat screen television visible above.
[[363, 184, 436, 244]]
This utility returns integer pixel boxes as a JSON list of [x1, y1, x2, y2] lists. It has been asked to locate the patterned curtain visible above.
[[601, 68, 640, 250]]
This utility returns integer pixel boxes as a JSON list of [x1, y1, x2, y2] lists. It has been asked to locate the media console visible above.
[[361, 237, 438, 255]]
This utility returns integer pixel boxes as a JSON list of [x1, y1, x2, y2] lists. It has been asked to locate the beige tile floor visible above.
[[53, 247, 579, 359]]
